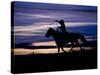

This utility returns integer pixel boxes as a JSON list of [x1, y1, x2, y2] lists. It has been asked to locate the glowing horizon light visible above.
[[31, 41, 56, 46], [13, 47, 93, 55]]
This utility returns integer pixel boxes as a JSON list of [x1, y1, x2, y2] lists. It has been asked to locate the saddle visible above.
[[56, 27, 70, 43]]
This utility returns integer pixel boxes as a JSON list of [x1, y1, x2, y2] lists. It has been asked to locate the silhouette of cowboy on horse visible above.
[[55, 19, 67, 35], [45, 19, 87, 53]]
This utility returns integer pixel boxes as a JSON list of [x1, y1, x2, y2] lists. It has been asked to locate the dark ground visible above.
[[11, 47, 97, 74]]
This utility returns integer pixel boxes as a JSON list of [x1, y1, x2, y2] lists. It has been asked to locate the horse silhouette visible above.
[[45, 28, 87, 53]]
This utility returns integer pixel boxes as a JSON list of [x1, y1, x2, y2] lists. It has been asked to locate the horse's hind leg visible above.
[[69, 42, 74, 52], [76, 42, 83, 51], [70, 46, 74, 52], [79, 45, 83, 51]]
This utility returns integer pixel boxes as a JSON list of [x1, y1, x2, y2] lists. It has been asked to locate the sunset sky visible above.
[[13, 1, 97, 44]]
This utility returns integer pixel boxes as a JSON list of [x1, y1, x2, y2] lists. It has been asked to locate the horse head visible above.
[[45, 28, 55, 37]]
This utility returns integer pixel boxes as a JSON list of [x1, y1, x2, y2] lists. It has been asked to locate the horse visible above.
[[45, 28, 87, 53]]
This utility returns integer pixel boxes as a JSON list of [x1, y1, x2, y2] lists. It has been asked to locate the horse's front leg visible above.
[[58, 46, 60, 53], [61, 46, 66, 53]]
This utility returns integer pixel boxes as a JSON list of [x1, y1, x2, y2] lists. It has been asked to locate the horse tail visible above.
[[78, 33, 87, 43]]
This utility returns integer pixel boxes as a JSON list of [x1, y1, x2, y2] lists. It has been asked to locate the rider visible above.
[[55, 19, 66, 34]]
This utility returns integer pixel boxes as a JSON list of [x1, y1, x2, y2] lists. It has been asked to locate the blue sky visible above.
[[12, 1, 97, 44]]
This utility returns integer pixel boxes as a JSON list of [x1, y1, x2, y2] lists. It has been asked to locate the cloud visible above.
[[14, 10, 97, 26], [14, 23, 57, 36], [13, 22, 97, 37]]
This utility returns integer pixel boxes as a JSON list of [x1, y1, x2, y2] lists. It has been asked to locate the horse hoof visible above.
[[63, 51, 66, 53], [81, 48, 85, 51]]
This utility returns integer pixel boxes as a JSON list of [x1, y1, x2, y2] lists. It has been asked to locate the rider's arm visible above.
[[55, 20, 60, 23]]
